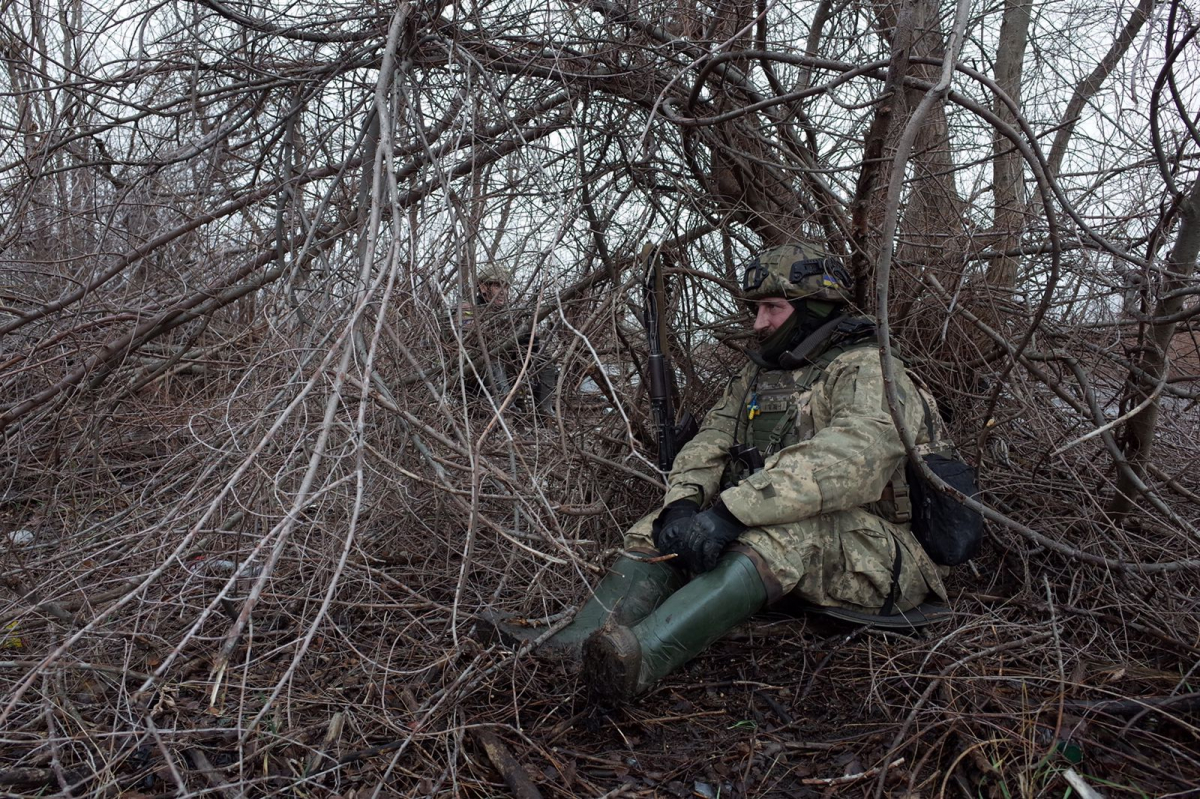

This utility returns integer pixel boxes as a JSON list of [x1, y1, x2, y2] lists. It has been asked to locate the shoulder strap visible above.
[[781, 317, 879, 393], [810, 320, 878, 370], [777, 315, 848, 368], [779, 315, 877, 368]]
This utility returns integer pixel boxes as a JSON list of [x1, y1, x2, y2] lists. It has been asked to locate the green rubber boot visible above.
[[480, 555, 684, 662], [581, 552, 767, 702]]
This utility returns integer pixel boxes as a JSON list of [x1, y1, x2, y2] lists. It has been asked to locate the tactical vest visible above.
[[724, 332, 947, 527], [745, 340, 863, 453], [722, 337, 872, 489]]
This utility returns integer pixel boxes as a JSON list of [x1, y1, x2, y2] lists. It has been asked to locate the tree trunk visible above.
[[983, 0, 1033, 289], [870, 0, 967, 315], [1109, 176, 1200, 515]]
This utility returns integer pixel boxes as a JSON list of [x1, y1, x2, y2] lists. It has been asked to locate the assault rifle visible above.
[[641, 244, 698, 472]]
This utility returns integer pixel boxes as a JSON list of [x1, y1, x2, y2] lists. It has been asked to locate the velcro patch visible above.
[[747, 470, 777, 498]]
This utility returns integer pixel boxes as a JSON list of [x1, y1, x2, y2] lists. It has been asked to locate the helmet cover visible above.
[[740, 243, 852, 304], [476, 263, 514, 286]]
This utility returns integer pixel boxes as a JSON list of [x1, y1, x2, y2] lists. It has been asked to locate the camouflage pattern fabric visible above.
[[452, 300, 556, 411], [455, 300, 525, 393], [741, 243, 853, 304], [624, 506, 942, 610], [627, 333, 947, 610]]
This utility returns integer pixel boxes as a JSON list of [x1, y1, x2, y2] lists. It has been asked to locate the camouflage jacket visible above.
[[662, 328, 931, 528], [454, 300, 532, 362]]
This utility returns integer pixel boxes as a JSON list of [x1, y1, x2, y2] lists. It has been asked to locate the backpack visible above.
[[902, 388, 983, 566]]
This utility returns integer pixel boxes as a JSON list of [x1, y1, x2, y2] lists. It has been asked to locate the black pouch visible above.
[[905, 454, 983, 566], [728, 443, 765, 473]]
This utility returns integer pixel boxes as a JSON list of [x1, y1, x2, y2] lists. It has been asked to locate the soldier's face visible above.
[[753, 297, 795, 339], [480, 282, 509, 305]]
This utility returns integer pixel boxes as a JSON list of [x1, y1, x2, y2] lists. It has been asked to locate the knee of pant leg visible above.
[[728, 514, 836, 602], [731, 511, 933, 610], [825, 518, 933, 613]]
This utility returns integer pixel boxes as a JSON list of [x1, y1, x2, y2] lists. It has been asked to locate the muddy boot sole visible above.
[[582, 626, 643, 703]]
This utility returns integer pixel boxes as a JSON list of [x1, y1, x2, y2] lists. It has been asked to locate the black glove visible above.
[[652, 499, 700, 555], [676, 502, 746, 574]]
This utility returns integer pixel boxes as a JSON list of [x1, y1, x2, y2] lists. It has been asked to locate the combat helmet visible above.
[[477, 263, 514, 287], [741, 243, 852, 304]]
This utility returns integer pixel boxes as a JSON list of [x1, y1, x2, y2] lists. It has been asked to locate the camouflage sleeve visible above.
[[455, 302, 515, 361], [719, 348, 924, 527], [660, 365, 751, 508], [444, 302, 475, 345]]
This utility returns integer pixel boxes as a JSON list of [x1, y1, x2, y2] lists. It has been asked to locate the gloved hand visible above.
[[676, 502, 746, 573], [652, 499, 700, 555]]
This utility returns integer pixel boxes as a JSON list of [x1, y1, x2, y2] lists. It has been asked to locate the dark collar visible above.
[[776, 315, 875, 369]]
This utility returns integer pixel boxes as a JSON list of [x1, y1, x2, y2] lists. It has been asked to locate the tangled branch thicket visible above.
[[2, 0, 1198, 795]]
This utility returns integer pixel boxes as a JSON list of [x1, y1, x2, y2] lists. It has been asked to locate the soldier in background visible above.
[[475, 263, 511, 307], [460, 264, 557, 415]]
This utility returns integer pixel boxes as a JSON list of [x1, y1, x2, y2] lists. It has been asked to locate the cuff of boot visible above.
[[727, 543, 784, 604]]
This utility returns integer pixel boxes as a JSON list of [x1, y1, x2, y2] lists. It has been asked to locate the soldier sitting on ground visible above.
[[487, 243, 950, 702]]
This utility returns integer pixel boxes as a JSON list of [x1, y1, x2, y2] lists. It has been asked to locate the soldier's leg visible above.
[[583, 510, 946, 700], [481, 510, 682, 662], [486, 361, 513, 404], [583, 549, 766, 700], [584, 511, 763, 699], [732, 508, 946, 613], [532, 363, 559, 416]]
